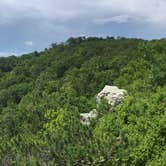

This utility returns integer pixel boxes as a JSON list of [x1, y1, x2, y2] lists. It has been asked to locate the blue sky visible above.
[[0, 0, 166, 56]]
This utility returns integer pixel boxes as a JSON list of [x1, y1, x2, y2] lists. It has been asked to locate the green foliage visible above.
[[0, 37, 166, 165]]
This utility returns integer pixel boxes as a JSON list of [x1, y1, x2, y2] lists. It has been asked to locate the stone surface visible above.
[[80, 109, 97, 125], [80, 85, 127, 125], [96, 85, 127, 106]]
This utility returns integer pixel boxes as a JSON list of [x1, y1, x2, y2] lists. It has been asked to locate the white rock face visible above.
[[80, 110, 97, 125], [96, 85, 127, 106], [80, 85, 127, 125]]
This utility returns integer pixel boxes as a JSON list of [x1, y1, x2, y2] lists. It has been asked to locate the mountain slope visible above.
[[0, 37, 166, 165]]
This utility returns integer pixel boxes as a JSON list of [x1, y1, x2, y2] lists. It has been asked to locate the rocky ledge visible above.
[[80, 85, 127, 125]]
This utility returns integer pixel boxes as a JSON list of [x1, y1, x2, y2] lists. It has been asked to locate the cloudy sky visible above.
[[0, 0, 166, 56]]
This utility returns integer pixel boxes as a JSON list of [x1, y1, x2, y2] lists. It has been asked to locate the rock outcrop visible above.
[[96, 85, 127, 106], [80, 85, 127, 125], [80, 110, 97, 125]]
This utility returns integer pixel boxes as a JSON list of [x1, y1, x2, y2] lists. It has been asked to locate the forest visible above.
[[1, 36, 166, 165]]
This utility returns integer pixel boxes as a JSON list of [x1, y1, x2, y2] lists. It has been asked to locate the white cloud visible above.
[[94, 15, 132, 24], [0, 0, 166, 26], [24, 41, 34, 46]]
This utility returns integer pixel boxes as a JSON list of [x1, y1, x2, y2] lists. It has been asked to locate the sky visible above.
[[1, 0, 166, 56]]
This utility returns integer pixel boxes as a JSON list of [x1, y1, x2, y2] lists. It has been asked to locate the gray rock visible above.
[[96, 85, 127, 106], [80, 85, 127, 125], [80, 109, 97, 125]]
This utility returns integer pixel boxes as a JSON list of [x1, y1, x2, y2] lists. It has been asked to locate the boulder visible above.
[[80, 109, 97, 125], [80, 85, 127, 125], [96, 85, 127, 106]]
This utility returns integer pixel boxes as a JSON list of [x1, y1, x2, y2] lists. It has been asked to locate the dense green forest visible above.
[[1, 36, 166, 165]]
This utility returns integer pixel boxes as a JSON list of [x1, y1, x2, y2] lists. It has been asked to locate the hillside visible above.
[[1, 37, 166, 165]]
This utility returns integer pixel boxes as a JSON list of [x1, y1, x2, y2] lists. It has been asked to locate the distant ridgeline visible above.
[[1, 37, 166, 165]]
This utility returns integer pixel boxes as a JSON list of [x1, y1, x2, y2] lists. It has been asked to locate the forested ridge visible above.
[[1, 37, 166, 165]]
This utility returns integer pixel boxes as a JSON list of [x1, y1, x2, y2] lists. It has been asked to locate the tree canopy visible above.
[[0, 37, 166, 165]]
